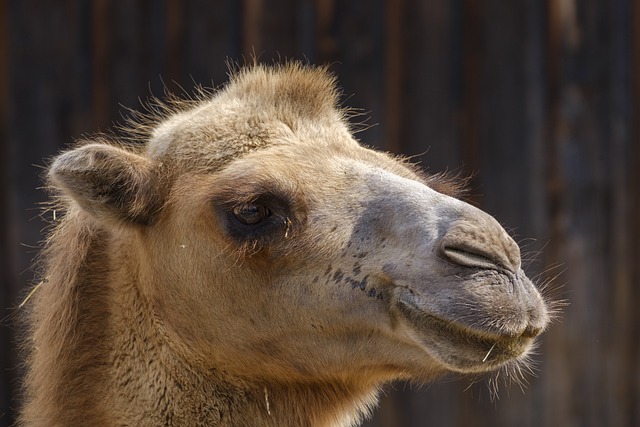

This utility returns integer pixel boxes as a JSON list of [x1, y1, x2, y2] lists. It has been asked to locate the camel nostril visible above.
[[441, 245, 500, 271], [440, 215, 521, 273]]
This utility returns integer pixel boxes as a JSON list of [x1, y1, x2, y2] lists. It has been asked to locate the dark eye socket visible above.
[[232, 203, 270, 225]]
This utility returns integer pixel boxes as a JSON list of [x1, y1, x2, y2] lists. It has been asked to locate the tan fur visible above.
[[20, 63, 549, 426]]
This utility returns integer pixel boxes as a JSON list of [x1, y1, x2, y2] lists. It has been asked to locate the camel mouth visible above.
[[395, 297, 537, 373]]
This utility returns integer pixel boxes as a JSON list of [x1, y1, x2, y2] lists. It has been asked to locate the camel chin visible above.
[[392, 269, 546, 375], [396, 299, 536, 374]]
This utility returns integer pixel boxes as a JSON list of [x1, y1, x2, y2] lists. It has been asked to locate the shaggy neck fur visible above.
[[20, 209, 378, 427]]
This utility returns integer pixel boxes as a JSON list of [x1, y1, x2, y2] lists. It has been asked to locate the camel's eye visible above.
[[232, 203, 270, 225], [217, 193, 292, 245]]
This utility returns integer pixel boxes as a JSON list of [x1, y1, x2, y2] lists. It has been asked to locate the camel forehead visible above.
[[145, 64, 349, 172]]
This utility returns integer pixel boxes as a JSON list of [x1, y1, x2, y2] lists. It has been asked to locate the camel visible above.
[[20, 63, 549, 427]]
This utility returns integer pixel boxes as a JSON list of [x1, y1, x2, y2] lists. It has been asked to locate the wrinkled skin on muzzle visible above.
[[345, 162, 548, 373]]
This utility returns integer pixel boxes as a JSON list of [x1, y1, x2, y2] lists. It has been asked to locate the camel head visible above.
[[48, 64, 549, 394]]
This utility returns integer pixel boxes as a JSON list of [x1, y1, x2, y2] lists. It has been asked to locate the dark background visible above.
[[1, 1, 639, 426]]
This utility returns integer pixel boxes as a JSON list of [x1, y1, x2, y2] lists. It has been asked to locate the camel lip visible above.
[[395, 295, 535, 371]]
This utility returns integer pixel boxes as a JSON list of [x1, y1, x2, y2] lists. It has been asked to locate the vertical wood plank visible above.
[[384, 0, 403, 154], [257, 0, 298, 60], [315, 0, 386, 149], [297, 0, 317, 62], [518, 3, 550, 425], [460, 0, 482, 207], [92, 0, 111, 130], [243, 0, 262, 57], [629, 0, 640, 425], [109, 0, 160, 115], [521, 0, 549, 251], [165, 0, 183, 84], [315, 0, 337, 61], [0, 0, 15, 424], [242, 0, 316, 64], [471, 0, 529, 227], [178, 0, 242, 88], [607, 2, 635, 426], [542, 4, 571, 424], [400, 0, 461, 172]]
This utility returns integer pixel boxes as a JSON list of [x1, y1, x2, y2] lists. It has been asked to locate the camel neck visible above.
[[109, 289, 377, 426], [20, 217, 113, 426], [108, 249, 376, 426], [21, 215, 376, 426]]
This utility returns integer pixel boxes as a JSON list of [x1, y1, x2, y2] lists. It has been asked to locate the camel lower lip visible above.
[[396, 298, 533, 371]]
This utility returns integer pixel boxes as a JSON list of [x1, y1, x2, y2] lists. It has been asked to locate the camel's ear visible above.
[[48, 143, 163, 225]]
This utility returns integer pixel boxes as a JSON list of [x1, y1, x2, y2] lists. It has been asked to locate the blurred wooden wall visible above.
[[1, 1, 639, 426]]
